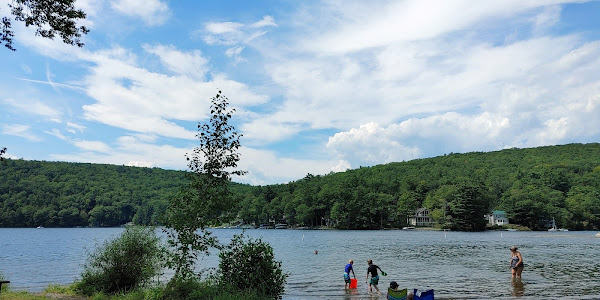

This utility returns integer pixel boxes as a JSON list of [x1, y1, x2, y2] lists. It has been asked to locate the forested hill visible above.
[[236, 143, 600, 231], [1, 143, 599, 230], [0, 161, 188, 227]]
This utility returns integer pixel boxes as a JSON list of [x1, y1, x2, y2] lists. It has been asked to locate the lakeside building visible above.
[[486, 210, 509, 226], [408, 208, 434, 227]]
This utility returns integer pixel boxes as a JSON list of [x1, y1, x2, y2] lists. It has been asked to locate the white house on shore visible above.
[[408, 208, 434, 227], [486, 210, 509, 226]]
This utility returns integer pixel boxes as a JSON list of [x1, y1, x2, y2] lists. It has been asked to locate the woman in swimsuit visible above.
[[510, 245, 524, 278]]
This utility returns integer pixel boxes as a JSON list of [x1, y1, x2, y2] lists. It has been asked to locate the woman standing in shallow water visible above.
[[510, 246, 524, 278]]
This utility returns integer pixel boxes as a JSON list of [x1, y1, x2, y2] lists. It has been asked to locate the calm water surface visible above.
[[1, 228, 599, 299]]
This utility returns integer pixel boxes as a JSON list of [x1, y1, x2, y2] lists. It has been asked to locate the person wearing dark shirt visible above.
[[343, 259, 356, 288], [366, 259, 385, 295]]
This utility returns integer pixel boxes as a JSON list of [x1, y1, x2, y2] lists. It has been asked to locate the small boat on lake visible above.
[[548, 217, 558, 231], [36, 226, 44, 229], [275, 223, 288, 229], [259, 223, 275, 229], [402, 226, 416, 230], [548, 217, 568, 232]]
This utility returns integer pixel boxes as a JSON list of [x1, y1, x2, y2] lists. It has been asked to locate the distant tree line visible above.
[[0, 161, 187, 227], [233, 143, 600, 231], [0, 143, 599, 231]]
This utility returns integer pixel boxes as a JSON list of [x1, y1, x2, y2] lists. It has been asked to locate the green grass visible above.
[[0, 283, 273, 300], [0, 291, 50, 300], [44, 284, 79, 295]]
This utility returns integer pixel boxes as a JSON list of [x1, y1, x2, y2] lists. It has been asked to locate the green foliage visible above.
[[164, 90, 246, 280], [0, 160, 187, 227], [1, 143, 600, 231], [218, 234, 288, 299], [0, 146, 6, 161], [233, 143, 600, 231], [447, 181, 489, 231], [77, 226, 165, 295], [1, 0, 88, 51]]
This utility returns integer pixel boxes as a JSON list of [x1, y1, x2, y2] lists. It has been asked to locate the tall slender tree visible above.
[[164, 90, 246, 279]]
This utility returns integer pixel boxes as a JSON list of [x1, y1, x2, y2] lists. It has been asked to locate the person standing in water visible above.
[[343, 259, 356, 289], [510, 246, 524, 278], [366, 259, 385, 295]]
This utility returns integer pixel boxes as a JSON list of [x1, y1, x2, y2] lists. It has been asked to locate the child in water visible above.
[[366, 259, 385, 295]]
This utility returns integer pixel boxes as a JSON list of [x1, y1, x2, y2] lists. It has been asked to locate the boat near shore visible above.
[[548, 217, 568, 232], [275, 223, 288, 229], [402, 226, 416, 230], [259, 223, 275, 229]]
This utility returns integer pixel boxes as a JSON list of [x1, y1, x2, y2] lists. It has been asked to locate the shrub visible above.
[[218, 234, 288, 299], [77, 226, 166, 295]]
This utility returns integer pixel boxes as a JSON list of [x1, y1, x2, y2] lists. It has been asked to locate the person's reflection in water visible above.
[[343, 286, 359, 300], [511, 277, 525, 297]]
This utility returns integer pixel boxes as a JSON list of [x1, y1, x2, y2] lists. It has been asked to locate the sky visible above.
[[1, 0, 600, 185]]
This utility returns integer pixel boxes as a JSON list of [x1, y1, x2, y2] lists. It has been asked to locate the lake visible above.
[[1, 228, 599, 299]]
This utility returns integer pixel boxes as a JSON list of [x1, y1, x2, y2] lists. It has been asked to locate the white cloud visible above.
[[300, 0, 584, 54], [13, 32, 270, 141], [241, 118, 302, 144], [74, 0, 105, 28], [7, 0, 600, 185], [73, 140, 112, 153], [126, 161, 154, 168], [45, 128, 69, 141], [2, 124, 41, 142], [45, 128, 111, 153], [251, 16, 277, 28], [1, 98, 62, 122], [532, 5, 562, 35], [20, 64, 32, 74], [225, 46, 246, 64], [67, 122, 86, 133], [327, 122, 422, 168], [2, 152, 19, 160], [109, 0, 170, 26], [205, 22, 243, 35], [253, 31, 600, 154], [143, 44, 209, 79], [74, 46, 268, 139], [49, 134, 189, 170], [203, 16, 277, 61], [235, 147, 346, 185]]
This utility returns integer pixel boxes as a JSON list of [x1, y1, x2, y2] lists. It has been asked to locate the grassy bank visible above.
[[0, 282, 270, 300]]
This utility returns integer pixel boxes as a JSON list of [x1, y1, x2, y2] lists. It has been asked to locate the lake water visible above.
[[1, 228, 599, 299]]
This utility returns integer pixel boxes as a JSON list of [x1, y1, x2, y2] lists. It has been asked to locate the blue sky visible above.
[[2, 0, 600, 185]]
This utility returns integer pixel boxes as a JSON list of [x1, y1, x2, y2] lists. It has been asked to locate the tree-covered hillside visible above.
[[0, 161, 187, 227], [1, 143, 599, 230], [235, 143, 600, 231]]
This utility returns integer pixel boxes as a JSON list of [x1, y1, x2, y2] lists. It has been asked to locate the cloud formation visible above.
[[2, 124, 41, 142], [203, 15, 277, 62], [109, 0, 170, 26], [3, 0, 600, 184], [1, 98, 62, 122]]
